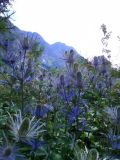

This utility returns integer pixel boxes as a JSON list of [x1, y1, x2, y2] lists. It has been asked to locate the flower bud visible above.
[[93, 56, 98, 68], [68, 49, 74, 64], [22, 37, 29, 50], [3, 147, 12, 157], [76, 71, 82, 88], [60, 75, 65, 86], [73, 63, 79, 73]]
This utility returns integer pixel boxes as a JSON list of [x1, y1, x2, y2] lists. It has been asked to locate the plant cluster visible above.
[[0, 33, 120, 160], [0, 3, 120, 158]]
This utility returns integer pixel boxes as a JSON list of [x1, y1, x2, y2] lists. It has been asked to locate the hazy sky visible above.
[[12, 0, 120, 66]]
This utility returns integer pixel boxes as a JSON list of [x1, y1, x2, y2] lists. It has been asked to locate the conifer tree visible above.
[[0, 0, 14, 32]]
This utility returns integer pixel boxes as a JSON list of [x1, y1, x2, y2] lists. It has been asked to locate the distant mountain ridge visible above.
[[0, 23, 81, 68]]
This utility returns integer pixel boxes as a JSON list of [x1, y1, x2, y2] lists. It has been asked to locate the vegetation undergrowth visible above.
[[0, 1, 120, 159]]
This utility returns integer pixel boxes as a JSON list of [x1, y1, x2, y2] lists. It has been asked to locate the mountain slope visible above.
[[0, 23, 82, 68]]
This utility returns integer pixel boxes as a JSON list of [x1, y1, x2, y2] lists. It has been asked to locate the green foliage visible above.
[[0, 19, 8, 32], [0, 24, 120, 159], [0, 0, 14, 32], [74, 144, 99, 160], [87, 149, 99, 160], [18, 117, 30, 137], [111, 68, 120, 78]]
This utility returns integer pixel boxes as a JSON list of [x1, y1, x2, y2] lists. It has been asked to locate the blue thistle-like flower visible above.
[[76, 71, 82, 88], [68, 106, 81, 124], [93, 56, 98, 68], [26, 139, 45, 151], [60, 75, 65, 86], [8, 110, 45, 141], [32, 105, 51, 118], [0, 145, 25, 160], [108, 130, 120, 150], [112, 141, 120, 150], [111, 135, 120, 150], [60, 91, 75, 102]]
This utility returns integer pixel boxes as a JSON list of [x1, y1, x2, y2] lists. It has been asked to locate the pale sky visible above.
[[12, 0, 120, 66]]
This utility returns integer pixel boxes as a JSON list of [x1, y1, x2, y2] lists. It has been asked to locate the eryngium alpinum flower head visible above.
[[8, 110, 45, 142], [0, 145, 25, 160]]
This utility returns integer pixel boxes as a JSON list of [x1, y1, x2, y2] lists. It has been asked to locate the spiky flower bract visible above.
[[8, 110, 45, 142]]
